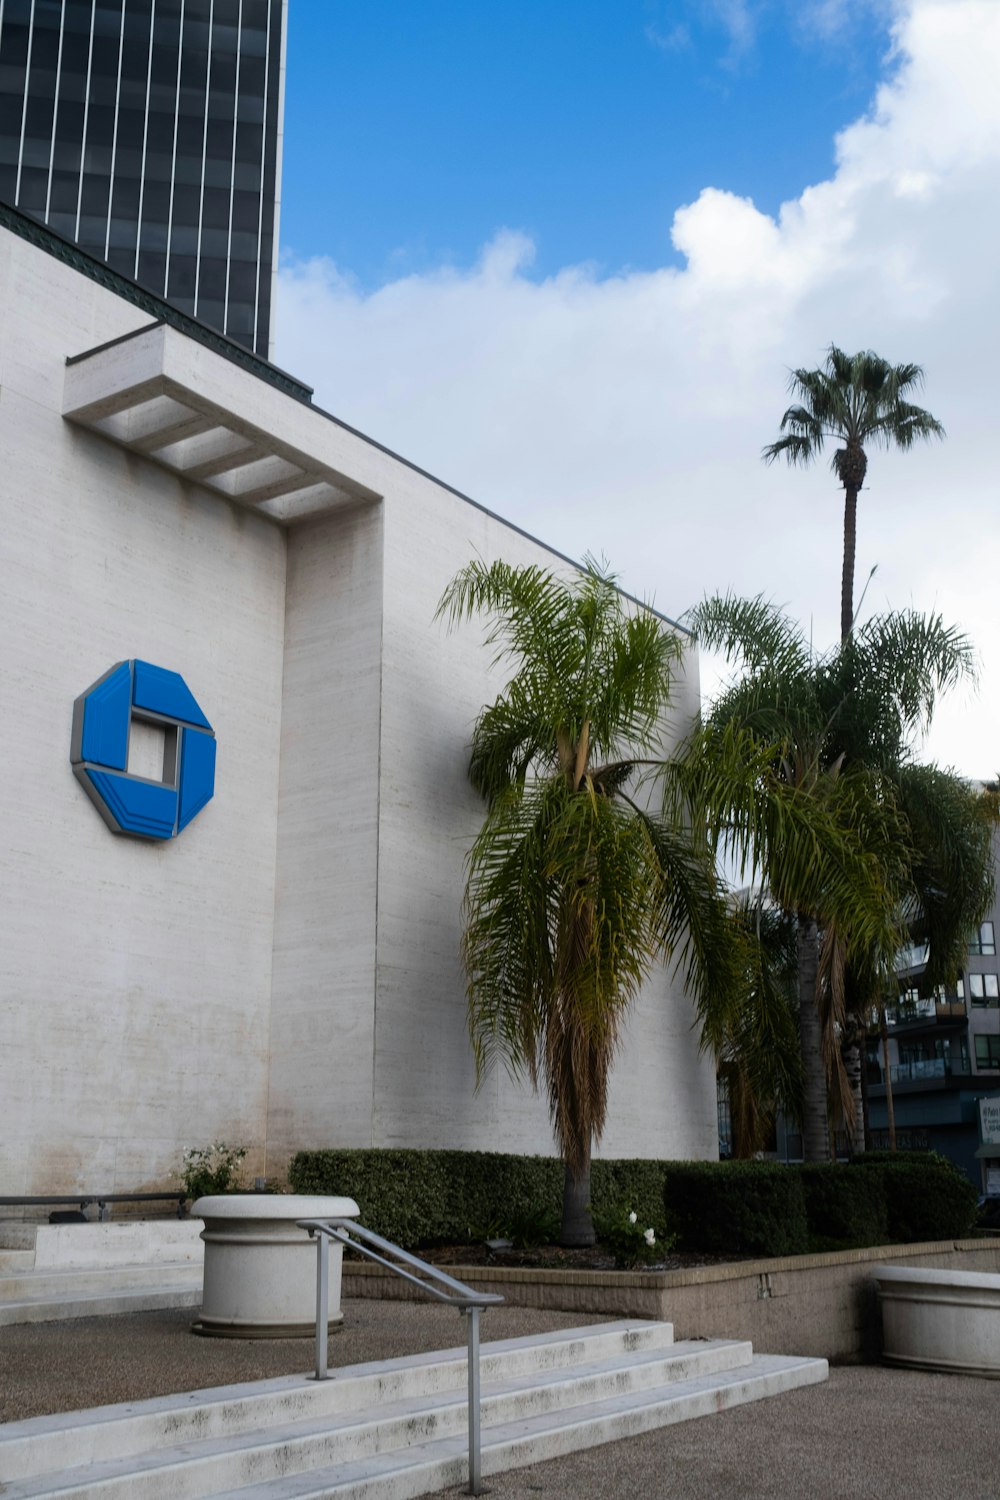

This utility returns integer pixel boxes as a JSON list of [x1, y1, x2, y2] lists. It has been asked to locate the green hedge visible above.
[[288, 1149, 669, 1247], [845, 1152, 978, 1241], [663, 1153, 976, 1256], [662, 1161, 810, 1256], [798, 1163, 888, 1250], [288, 1147, 978, 1255]]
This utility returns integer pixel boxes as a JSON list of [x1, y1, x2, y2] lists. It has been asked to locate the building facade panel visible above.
[[0, 214, 719, 1195], [267, 503, 385, 1160], [0, 222, 286, 1194]]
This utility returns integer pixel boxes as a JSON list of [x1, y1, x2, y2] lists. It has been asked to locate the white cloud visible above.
[[274, 0, 1000, 777], [704, 0, 758, 62], [644, 20, 692, 54], [646, 0, 899, 63], [792, 0, 899, 43]]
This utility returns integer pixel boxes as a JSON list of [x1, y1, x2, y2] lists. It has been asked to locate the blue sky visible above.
[[274, 2, 1000, 777], [281, 2, 896, 287]]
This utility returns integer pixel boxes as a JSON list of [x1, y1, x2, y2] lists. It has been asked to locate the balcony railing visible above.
[[888, 1057, 971, 1084], [887, 1000, 967, 1027], [894, 943, 930, 973]]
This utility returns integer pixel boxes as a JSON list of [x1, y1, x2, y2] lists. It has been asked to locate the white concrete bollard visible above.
[[192, 1194, 359, 1337]]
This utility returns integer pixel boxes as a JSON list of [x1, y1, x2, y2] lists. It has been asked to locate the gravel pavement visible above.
[[2, 1300, 997, 1499], [444, 1364, 1000, 1500]]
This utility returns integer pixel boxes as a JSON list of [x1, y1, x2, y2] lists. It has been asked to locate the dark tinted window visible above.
[[0, 0, 281, 351]]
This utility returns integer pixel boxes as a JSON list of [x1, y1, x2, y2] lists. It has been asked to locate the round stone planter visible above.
[[191, 1194, 359, 1339], [875, 1264, 1000, 1377]]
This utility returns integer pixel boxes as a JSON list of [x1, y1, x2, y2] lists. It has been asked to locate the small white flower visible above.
[[628, 1211, 637, 1224], [644, 1228, 656, 1247]]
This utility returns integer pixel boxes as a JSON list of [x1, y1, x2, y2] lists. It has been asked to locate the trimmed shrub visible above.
[[879, 1163, 975, 1241], [288, 1149, 563, 1246], [846, 1151, 978, 1240], [978, 1195, 1000, 1231], [799, 1163, 888, 1250], [288, 1149, 674, 1249], [590, 1159, 671, 1237], [662, 1160, 810, 1257], [288, 1147, 978, 1255]]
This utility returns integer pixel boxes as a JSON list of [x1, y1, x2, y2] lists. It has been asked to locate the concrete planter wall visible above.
[[875, 1264, 1000, 1376], [343, 1240, 1000, 1362], [192, 1195, 358, 1338]]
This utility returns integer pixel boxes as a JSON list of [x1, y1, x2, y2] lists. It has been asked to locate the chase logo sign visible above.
[[71, 660, 216, 841]]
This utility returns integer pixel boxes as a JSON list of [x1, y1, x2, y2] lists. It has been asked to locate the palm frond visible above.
[[836, 612, 977, 760], [896, 765, 997, 987], [688, 593, 810, 679], [445, 553, 746, 1177], [761, 345, 943, 475], [444, 558, 679, 803], [718, 900, 804, 1154]]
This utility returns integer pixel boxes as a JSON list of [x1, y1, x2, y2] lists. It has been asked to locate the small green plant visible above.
[[179, 1141, 247, 1201], [467, 1203, 560, 1247], [466, 1212, 509, 1244], [594, 1203, 672, 1268], [505, 1203, 561, 1248]]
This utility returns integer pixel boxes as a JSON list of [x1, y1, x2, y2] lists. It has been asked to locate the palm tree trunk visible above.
[[560, 1148, 595, 1247], [843, 1037, 865, 1155], [879, 1005, 897, 1151], [797, 916, 830, 1162], [841, 484, 859, 641]]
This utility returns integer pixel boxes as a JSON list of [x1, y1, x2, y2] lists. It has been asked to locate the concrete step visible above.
[[0, 1224, 41, 1251], [203, 1355, 828, 1500], [0, 1262, 201, 1301], [0, 1284, 203, 1327], [0, 1340, 740, 1498], [0, 1223, 204, 1324], [0, 1322, 828, 1499], [0, 1249, 35, 1274], [0, 1322, 675, 1480]]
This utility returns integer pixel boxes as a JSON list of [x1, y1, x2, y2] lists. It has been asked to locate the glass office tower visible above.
[[0, 0, 285, 356]]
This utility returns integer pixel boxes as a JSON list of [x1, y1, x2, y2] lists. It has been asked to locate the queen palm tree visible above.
[[437, 558, 738, 1245], [711, 896, 803, 1158], [678, 635, 903, 1161], [762, 347, 944, 641], [813, 621, 995, 1148], [688, 594, 992, 1160]]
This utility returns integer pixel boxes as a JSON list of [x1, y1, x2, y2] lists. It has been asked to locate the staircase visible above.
[[0, 1224, 202, 1326], [0, 1319, 828, 1498]]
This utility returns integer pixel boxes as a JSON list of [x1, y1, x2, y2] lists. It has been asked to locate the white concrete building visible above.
[[0, 206, 719, 1196]]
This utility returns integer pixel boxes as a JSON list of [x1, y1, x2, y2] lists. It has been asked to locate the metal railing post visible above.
[[466, 1304, 482, 1495], [297, 1217, 503, 1474], [313, 1230, 329, 1380]]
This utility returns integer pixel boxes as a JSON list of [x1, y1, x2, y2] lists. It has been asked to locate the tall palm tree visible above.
[[762, 346, 944, 641], [688, 594, 992, 1160], [437, 558, 737, 1245]]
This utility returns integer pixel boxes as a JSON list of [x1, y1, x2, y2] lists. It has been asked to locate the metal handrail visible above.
[[298, 1217, 503, 1496], [0, 1192, 188, 1220]]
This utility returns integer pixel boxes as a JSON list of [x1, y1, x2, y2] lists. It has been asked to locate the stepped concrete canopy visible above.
[[0, 209, 718, 1198]]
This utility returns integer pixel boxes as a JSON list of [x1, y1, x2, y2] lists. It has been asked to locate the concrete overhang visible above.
[[62, 321, 384, 523]]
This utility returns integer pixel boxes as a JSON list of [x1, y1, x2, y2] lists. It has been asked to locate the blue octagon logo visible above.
[[71, 660, 216, 841]]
